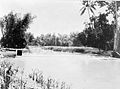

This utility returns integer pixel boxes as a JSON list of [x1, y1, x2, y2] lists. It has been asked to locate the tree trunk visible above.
[[87, 7, 91, 22], [113, 1, 120, 57]]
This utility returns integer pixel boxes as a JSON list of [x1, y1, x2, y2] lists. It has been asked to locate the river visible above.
[[14, 49, 120, 89]]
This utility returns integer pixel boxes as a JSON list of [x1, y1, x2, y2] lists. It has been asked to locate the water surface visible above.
[[16, 50, 120, 89]]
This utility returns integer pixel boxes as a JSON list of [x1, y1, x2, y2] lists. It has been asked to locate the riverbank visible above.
[[42, 46, 112, 57]]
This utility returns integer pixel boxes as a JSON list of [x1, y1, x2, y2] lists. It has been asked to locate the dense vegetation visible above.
[[79, 13, 114, 51], [0, 12, 34, 48], [0, 1, 119, 88], [0, 60, 71, 89], [0, 1, 119, 52], [25, 32, 80, 47], [0, 13, 114, 51], [26, 13, 114, 51], [25, 1, 119, 52]]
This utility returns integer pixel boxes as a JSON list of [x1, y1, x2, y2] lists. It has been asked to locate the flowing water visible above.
[[14, 49, 120, 89]]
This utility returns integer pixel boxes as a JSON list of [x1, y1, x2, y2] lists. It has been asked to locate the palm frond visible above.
[[91, 5, 96, 10], [81, 8, 86, 15], [80, 6, 85, 11], [90, 8, 94, 14]]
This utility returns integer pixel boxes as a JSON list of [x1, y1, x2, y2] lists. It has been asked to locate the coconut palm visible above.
[[113, 1, 120, 57], [80, 0, 96, 20]]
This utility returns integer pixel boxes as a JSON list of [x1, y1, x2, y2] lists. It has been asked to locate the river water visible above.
[[14, 49, 120, 89]]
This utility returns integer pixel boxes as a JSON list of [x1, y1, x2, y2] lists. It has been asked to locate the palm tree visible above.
[[112, 1, 120, 57], [80, 0, 96, 21], [0, 18, 5, 38]]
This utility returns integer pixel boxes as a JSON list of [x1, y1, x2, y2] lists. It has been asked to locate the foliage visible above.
[[25, 32, 35, 45], [96, 1, 120, 14], [29, 69, 71, 89], [80, 0, 96, 15], [81, 0, 120, 15], [33, 33, 73, 46], [77, 13, 114, 51], [0, 12, 34, 48], [80, 0, 96, 20], [0, 60, 71, 89], [32, 32, 82, 47], [79, 0, 117, 51], [75, 32, 87, 46], [0, 60, 19, 89]]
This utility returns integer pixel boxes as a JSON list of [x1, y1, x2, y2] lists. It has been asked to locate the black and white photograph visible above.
[[0, 0, 120, 89]]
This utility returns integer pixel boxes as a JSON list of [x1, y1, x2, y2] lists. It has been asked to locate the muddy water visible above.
[[16, 50, 120, 89]]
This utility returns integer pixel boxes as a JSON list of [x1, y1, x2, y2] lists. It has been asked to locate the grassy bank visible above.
[[0, 46, 112, 58], [42, 46, 112, 57]]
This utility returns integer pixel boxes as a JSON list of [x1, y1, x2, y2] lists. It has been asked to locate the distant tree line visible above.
[[0, 10, 115, 52], [26, 13, 114, 51], [24, 1, 116, 51], [25, 32, 80, 47]]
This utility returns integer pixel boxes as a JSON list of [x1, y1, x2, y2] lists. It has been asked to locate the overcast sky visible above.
[[0, 0, 112, 37]]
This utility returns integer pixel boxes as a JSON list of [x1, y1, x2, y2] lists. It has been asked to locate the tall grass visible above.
[[28, 69, 71, 89], [0, 60, 71, 89]]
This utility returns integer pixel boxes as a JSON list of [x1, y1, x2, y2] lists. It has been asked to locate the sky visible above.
[[0, 0, 113, 37]]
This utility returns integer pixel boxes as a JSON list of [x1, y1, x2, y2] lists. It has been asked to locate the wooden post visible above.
[[17, 50, 22, 56]]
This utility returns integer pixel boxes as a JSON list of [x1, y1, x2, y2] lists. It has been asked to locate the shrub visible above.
[[73, 48, 85, 53]]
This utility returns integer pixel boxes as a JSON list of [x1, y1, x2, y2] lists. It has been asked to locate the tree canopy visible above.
[[0, 12, 34, 48]]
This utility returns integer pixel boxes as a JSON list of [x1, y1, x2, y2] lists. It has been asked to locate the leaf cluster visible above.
[[0, 12, 34, 48]]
